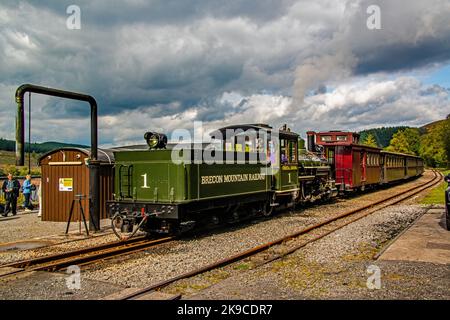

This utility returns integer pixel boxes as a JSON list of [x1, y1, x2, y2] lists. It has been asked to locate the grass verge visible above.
[[420, 169, 450, 205]]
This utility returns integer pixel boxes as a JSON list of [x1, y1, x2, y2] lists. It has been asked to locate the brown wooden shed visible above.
[[38, 148, 114, 222]]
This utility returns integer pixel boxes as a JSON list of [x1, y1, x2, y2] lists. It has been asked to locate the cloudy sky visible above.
[[0, 0, 449, 147]]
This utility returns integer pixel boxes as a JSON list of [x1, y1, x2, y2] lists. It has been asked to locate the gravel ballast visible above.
[[1, 171, 446, 300], [79, 174, 440, 292], [183, 204, 449, 300]]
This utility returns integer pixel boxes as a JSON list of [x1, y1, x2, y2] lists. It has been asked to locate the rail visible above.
[[0, 236, 174, 277], [117, 170, 441, 300]]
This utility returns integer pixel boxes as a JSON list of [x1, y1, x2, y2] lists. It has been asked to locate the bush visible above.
[[0, 165, 41, 177]]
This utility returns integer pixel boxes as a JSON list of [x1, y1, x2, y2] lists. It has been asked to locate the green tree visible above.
[[361, 133, 378, 147], [386, 128, 420, 155], [442, 118, 450, 167], [359, 126, 408, 148], [420, 118, 449, 168]]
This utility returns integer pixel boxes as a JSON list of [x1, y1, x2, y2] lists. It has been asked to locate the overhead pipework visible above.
[[15, 83, 100, 231]]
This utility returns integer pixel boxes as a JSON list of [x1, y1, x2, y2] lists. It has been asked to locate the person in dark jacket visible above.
[[2, 173, 21, 217]]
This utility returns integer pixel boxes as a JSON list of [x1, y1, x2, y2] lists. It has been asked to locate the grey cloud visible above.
[[348, 0, 450, 74], [6, 0, 296, 26], [1, 0, 450, 146]]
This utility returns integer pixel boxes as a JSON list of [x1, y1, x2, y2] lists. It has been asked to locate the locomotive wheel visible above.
[[111, 214, 128, 240], [111, 212, 146, 241], [261, 201, 273, 217], [111, 214, 134, 240], [112, 214, 124, 230]]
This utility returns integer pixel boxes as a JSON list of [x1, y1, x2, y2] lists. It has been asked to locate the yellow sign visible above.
[[59, 178, 73, 192]]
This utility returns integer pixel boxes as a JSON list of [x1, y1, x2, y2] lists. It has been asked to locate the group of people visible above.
[[1, 173, 35, 217]]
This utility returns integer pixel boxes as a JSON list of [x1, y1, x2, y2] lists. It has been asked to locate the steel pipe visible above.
[[15, 84, 100, 231]]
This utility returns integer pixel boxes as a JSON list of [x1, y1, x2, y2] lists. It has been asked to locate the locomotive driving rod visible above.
[[15, 84, 100, 231]]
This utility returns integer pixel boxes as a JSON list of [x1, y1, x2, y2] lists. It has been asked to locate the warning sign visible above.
[[59, 178, 73, 192]]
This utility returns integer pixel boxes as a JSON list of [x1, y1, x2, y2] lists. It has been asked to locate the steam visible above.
[[293, 47, 357, 104], [292, 0, 360, 105]]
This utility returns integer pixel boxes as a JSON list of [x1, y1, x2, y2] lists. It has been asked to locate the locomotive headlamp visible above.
[[144, 131, 168, 149]]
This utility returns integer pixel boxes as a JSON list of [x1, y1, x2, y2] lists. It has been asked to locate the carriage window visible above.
[[328, 149, 335, 165], [337, 135, 347, 141], [280, 140, 287, 164], [280, 139, 297, 164], [289, 140, 297, 162], [321, 135, 332, 141]]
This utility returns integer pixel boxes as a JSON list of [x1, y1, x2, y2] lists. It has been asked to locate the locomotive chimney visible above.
[[306, 131, 316, 152]]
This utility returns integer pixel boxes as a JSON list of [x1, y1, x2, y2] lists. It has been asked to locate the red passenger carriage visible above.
[[306, 131, 424, 192]]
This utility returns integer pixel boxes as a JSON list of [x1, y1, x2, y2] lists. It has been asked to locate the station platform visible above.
[[378, 206, 450, 265]]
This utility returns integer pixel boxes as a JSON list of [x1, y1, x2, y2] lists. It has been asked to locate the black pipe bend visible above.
[[15, 83, 98, 165]]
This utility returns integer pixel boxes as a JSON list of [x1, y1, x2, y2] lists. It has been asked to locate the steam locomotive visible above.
[[107, 124, 423, 238]]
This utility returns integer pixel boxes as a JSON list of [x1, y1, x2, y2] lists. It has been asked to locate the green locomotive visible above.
[[108, 124, 337, 238]]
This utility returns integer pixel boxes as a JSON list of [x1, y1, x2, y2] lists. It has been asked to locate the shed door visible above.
[[42, 163, 89, 222]]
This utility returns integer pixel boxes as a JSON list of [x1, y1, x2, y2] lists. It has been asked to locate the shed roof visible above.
[[38, 147, 115, 164]]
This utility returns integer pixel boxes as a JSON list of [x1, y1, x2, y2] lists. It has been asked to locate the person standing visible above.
[[1, 173, 21, 217], [22, 174, 34, 211]]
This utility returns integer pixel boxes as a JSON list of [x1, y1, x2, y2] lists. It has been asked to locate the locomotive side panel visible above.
[[195, 162, 270, 200]]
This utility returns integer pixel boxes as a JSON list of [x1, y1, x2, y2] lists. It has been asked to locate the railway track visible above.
[[0, 170, 441, 297], [117, 169, 442, 300], [0, 235, 174, 278]]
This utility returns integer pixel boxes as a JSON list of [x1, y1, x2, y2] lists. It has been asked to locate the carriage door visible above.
[[360, 151, 367, 182], [327, 147, 335, 175], [279, 138, 298, 192], [404, 157, 408, 177]]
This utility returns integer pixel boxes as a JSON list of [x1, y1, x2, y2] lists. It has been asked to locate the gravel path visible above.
[[0, 215, 118, 265], [180, 204, 450, 300], [0, 271, 124, 300]]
